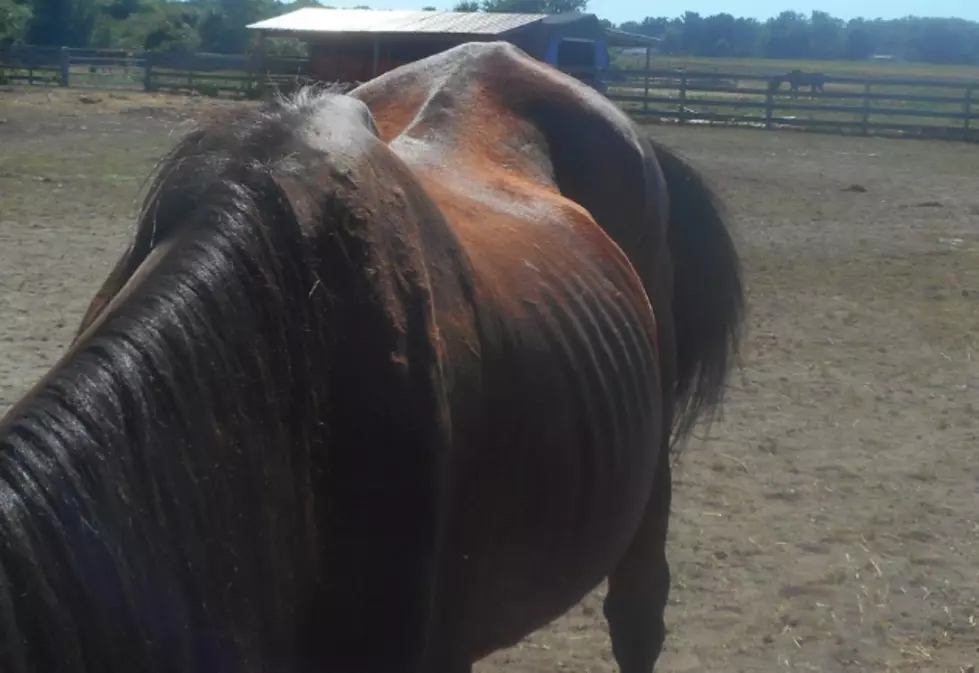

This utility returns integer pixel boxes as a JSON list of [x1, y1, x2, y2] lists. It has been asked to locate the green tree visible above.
[[142, 3, 201, 52], [763, 11, 810, 59], [0, 0, 32, 45], [699, 13, 737, 56], [842, 19, 876, 60], [809, 10, 844, 59], [479, 0, 587, 13], [10, 0, 979, 66], [27, 0, 100, 46]]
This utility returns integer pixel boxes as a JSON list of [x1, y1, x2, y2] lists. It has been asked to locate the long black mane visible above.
[[0, 90, 353, 673]]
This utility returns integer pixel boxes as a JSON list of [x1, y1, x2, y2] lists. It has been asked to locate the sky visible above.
[[356, 0, 977, 27], [584, 0, 977, 25]]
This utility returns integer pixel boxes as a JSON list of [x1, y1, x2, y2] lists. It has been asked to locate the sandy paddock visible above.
[[1, 88, 976, 673]]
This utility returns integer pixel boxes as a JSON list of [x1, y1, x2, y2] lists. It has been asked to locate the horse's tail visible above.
[[652, 142, 745, 446]]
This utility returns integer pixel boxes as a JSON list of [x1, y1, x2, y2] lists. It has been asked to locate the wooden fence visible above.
[[605, 68, 979, 141], [0, 46, 307, 98], [3, 45, 978, 142]]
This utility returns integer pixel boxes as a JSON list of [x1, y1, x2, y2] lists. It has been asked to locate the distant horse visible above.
[[769, 69, 826, 95], [2, 41, 743, 673]]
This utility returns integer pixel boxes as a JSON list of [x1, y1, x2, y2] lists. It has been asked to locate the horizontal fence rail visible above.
[[604, 68, 979, 141], [2, 45, 978, 142], [0, 45, 310, 98]]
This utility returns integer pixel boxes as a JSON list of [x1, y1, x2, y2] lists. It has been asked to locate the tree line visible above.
[[617, 11, 979, 64], [2, 0, 978, 66], [0, 0, 321, 54]]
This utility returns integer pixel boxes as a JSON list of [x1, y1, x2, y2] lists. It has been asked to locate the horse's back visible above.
[[353, 42, 667, 655], [351, 38, 675, 406], [350, 41, 671, 295]]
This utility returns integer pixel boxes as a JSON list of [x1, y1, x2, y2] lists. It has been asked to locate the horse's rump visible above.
[[352, 41, 742, 445], [348, 42, 672, 653]]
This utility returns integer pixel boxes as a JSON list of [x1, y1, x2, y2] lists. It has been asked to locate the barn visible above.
[[246, 8, 656, 92]]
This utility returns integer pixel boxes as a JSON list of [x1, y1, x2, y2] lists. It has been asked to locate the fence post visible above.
[[26, 46, 35, 85], [963, 85, 973, 141], [143, 52, 154, 92], [245, 51, 256, 98], [765, 88, 774, 130], [861, 82, 872, 135], [642, 47, 651, 114], [642, 71, 650, 113], [59, 47, 70, 87], [677, 73, 687, 125]]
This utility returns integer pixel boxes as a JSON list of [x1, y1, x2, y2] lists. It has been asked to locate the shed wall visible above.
[[300, 17, 610, 90], [308, 34, 489, 82]]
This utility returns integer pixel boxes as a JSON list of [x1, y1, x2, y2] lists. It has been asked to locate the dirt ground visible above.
[[1, 88, 977, 673]]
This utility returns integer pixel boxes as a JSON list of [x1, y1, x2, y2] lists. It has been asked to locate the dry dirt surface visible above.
[[1, 88, 977, 673]]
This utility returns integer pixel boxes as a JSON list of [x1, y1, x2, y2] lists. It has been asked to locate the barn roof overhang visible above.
[[604, 28, 661, 48], [248, 8, 659, 49], [247, 8, 547, 40]]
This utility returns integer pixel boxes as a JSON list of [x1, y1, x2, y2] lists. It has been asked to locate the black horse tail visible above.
[[653, 143, 745, 446]]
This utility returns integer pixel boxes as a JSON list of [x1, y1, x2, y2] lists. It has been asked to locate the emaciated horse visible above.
[[0, 41, 743, 673]]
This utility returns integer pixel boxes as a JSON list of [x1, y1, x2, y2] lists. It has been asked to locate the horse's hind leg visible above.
[[603, 446, 672, 673]]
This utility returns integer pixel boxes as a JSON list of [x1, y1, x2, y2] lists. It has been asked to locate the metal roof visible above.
[[247, 8, 548, 36], [604, 28, 660, 48]]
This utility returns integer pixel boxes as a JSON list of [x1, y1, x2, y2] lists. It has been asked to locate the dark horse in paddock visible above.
[[769, 68, 826, 95], [0, 42, 743, 673]]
